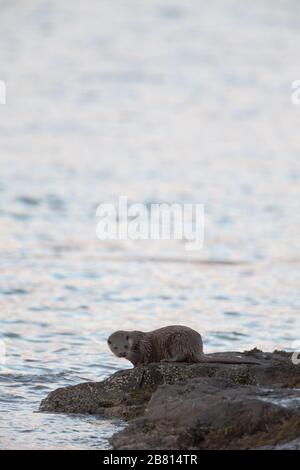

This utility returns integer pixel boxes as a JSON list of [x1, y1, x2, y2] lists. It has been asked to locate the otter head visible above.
[[107, 330, 131, 359], [107, 330, 151, 366]]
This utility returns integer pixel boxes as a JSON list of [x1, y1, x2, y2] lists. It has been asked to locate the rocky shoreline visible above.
[[39, 350, 300, 450]]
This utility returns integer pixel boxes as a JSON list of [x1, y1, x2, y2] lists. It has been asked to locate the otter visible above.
[[107, 325, 259, 366]]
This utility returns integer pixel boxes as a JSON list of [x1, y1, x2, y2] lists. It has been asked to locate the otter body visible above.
[[107, 325, 259, 367]]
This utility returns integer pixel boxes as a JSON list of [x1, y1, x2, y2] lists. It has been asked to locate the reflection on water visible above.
[[0, 0, 299, 449]]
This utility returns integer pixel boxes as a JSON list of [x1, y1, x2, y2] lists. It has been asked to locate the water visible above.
[[0, 0, 299, 449]]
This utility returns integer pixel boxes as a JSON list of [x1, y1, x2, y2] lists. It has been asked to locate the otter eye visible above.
[[108, 340, 111, 344], [126, 335, 129, 340]]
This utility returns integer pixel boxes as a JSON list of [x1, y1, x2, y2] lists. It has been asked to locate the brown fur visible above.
[[107, 325, 260, 367]]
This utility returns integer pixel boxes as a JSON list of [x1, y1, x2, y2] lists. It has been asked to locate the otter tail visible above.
[[196, 354, 260, 365]]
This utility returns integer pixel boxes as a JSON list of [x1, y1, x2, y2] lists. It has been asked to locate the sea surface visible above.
[[0, 0, 299, 449]]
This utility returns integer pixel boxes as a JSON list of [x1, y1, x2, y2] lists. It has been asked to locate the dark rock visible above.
[[39, 351, 300, 449], [111, 378, 300, 449]]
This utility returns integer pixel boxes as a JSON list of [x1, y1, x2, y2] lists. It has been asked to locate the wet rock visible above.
[[39, 351, 300, 449], [258, 437, 300, 450], [111, 378, 300, 449]]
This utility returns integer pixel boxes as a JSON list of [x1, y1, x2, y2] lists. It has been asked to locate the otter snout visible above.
[[118, 352, 127, 358]]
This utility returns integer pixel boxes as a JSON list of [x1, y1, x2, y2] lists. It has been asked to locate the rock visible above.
[[258, 437, 300, 450], [111, 377, 300, 449], [39, 351, 300, 449]]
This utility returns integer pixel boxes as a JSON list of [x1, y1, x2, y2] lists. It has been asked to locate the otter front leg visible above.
[[131, 359, 150, 367]]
